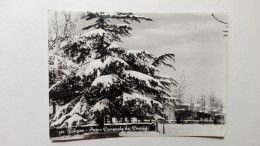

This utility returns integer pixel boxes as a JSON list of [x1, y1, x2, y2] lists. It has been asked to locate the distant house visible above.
[[163, 97, 180, 121], [164, 103, 175, 120], [175, 104, 189, 111], [200, 105, 212, 113]]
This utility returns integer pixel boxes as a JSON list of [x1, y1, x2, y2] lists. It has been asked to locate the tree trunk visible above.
[[105, 116, 108, 123], [109, 115, 113, 124], [155, 120, 158, 132], [128, 116, 131, 123], [52, 103, 56, 114], [97, 113, 105, 132], [141, 117, 144, 122]]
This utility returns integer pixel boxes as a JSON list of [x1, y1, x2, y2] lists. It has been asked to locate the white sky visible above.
[[119, 13, 228, 103], [49, 11, 228, 104]]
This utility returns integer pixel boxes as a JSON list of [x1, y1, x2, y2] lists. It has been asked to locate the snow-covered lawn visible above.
[[120, 124, 225, 137], [162, 124, 224, 137]]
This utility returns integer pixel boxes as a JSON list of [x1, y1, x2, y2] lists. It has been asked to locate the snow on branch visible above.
[[77, 56, 129, 78], [61, 114, 87, 128], [49, 81, 62, 92], [91, 74, 123, 90], [90, 98, 113, 112], [50, 96, 89, 128], [123, 70, 163, 88], [114, 24, 130, 27], [119, 92, 162, 108], [82, 29, 106, 38], [106, 43, 126, 55], [123, 50, 154, 65], [49, 52, 78, 70], [107, 43, 119, 49], [126, 50, 153, 58], [101, 56, 129, 68], [76, 59, 103, 77]]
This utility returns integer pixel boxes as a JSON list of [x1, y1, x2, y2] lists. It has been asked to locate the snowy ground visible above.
[[120, 124, 225, 137], [51, 124, 225, 141]]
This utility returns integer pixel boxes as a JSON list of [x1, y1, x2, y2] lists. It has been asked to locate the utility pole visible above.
[[163, 100, 165, 134]]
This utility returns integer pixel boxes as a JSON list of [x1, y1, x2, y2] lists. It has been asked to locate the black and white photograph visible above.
[[3, 0, 260, 146], [48, 10, 228, 141]]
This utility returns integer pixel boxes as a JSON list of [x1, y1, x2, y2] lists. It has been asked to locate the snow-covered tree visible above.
[[49, 12, 177, 130], [48, 11, 82, 116]]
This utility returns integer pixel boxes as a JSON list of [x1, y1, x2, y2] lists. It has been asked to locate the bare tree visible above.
[[48, 10, 78, 51], [209, 91, 223, 109], [175, 70, 186, 102]]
